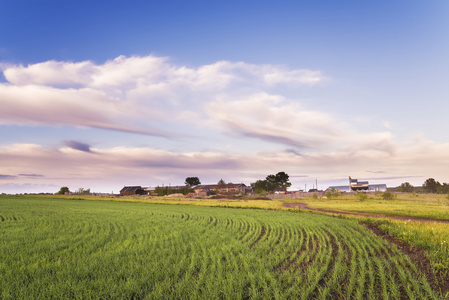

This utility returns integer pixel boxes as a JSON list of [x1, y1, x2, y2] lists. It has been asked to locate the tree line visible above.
[[398, 178, 449, 194], [251, 171, 291, 195], [56, 187, 91, 195]]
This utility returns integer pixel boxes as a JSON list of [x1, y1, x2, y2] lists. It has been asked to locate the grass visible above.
[[291, 192, 449, 221], [372, 218, 449, 271], [0, 195, 442, 299]]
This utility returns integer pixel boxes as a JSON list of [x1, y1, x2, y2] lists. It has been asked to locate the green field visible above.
[[293, 193, 449, 221], [284, 193, 449, 274], [0, 196, 444, 299]]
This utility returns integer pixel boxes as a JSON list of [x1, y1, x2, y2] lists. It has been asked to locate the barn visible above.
[[120, 186, 147, 196]]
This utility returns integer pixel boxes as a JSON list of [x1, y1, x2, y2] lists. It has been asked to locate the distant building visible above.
[[349, 177, 369, 191], [192, 183, 247, 195], [328, 177, 387, 193], [120, 186, 147, 196], [366, 184, 387, 192]]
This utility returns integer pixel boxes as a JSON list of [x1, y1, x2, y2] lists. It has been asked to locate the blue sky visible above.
[[1, 0, 448, 193]]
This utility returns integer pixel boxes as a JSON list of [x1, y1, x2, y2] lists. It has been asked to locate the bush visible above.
[[325, 192, 332, 199], [154, 186, 193, 196], [382, 190, 396, 200], [312, 193, 318, 199], [357, 192, 367, 202]]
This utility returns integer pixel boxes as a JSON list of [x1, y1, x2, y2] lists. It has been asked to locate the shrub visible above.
[[357, 192, 368, 202], [382, 190, 396, 200], [312, 193, 318, 199], [325, 191, 332, 199]]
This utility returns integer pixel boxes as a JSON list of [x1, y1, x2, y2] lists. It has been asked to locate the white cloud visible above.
[[0, 84, 170, 136], [342, 132, 397, 156], [4, 60, 96, 87], [205, 92, 342, 148], [1, 55, 328, 144], [262, 68, 324, 86]]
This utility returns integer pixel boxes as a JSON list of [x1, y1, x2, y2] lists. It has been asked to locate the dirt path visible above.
[[283, 202, 449, 224]]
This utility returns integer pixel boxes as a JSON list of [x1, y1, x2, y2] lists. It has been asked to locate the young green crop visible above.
[[0, 196, 443, 299]]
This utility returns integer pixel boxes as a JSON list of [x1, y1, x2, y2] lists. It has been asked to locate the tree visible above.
[[275, 171, 291, 190], [251, 171, 292, 194], [76, 188, 91, 195], [265, 171, 291, 192], [252, 180, 268, 195], [57, 186, 70, 195], [185, 177, 201, 186], [398, 182, 414, 193], [265, 175, 277, 191], [423, 178, 441, 193], [437, 182, 449, 194]]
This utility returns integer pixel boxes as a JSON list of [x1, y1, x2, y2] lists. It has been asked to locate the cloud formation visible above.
[[1, 55, 327, 146], [206, 93, 340, 148], [1, 54, 447, 193]]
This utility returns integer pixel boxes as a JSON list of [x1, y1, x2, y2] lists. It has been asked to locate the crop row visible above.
[[0, 196, 441, 299]]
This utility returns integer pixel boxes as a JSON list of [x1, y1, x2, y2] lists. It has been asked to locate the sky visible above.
[[1, 0, 448, 193]]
